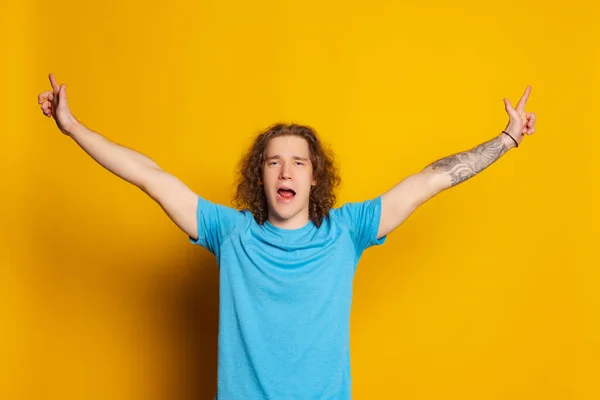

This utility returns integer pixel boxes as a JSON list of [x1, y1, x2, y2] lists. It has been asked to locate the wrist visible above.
[[500, 131, 518, 150], [61, 117, 83, 137]]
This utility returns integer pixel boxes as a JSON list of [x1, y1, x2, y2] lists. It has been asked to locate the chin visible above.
[[270, 202, 302, 220]]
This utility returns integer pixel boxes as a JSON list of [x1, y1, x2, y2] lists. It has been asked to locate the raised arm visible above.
[[377, 86, 536, 239], [38, 73, 200, 240]]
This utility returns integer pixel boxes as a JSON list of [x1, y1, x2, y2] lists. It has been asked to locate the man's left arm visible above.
[[377, 86, 536, 239]]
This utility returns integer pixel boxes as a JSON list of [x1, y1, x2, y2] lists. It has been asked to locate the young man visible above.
[[38, 74, 536, 399]]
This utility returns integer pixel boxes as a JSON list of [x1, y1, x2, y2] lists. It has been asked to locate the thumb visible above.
[[503, 98, 518, 118], [58, 84, 69, 107]]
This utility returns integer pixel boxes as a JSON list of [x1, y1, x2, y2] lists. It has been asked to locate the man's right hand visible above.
[[38, 73, 79, 135]]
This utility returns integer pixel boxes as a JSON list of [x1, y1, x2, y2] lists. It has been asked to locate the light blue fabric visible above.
[[190, 196, 387, 399]]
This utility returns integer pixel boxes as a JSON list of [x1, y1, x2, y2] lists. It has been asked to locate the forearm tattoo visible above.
[[426, 136, 509, 187]]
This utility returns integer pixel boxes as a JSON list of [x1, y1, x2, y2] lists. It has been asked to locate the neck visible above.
[[267, 209, 311, 230]]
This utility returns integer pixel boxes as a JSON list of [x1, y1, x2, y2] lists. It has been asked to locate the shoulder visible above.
[[329, 196, 383, 223]]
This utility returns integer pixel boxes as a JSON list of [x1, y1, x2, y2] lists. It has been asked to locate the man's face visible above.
[[261, 135, 317, 228]]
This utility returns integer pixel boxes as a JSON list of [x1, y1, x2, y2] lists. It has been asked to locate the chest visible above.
[[219, 231, 358, 306]]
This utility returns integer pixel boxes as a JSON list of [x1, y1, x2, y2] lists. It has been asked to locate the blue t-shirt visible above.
[[189, 196, 387, 399]]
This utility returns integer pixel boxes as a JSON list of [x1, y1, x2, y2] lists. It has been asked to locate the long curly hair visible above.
[[233, 123, 341, 227]]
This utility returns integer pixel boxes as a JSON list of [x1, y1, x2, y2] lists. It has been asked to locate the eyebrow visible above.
[[265, 155, 310, 162]]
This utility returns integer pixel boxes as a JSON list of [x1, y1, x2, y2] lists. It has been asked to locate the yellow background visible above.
[[2, 0, 599, 399]]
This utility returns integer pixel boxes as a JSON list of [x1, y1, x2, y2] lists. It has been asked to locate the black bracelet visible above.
[[502, 130, 518, 148]]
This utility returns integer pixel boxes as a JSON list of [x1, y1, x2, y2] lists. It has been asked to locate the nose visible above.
[[279, 162, 292, 180]]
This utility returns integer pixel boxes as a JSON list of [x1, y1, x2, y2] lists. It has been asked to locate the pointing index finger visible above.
[[49, 73, 60, 92], [516, 85, 532, 111]]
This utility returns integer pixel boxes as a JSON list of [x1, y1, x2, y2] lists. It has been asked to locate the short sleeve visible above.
[[189, 196, 245, 257], [333, 196, 387, 259]]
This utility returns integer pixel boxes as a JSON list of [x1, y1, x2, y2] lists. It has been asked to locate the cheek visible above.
[[263, 175, 278, 192]]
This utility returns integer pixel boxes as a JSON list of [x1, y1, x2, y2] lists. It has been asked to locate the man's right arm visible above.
[[67, 122, 199, 240]]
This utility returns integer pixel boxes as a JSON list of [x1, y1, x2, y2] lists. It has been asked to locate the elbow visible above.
[[417, 169, 449, 201], [137, 166, 164, 196], [419, 167, 452, 197]]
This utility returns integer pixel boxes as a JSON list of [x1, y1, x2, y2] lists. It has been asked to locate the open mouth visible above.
[[277, 188, 296, 200]]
